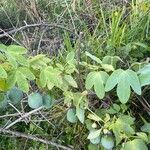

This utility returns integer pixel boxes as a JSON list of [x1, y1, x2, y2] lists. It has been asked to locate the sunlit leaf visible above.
[[123, 139, 148, 150]]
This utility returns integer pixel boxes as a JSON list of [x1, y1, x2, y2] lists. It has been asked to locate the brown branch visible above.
[[0, 128, 73, 150]]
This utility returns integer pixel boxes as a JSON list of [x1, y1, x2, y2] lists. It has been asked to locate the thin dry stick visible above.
[[4, 98, 64, 129], [0, 23, 77, 38], [0, 113, 21, 119], [0, 128, 73, 150], [0, 28, 22, 45], [4, 106, 43, 129]]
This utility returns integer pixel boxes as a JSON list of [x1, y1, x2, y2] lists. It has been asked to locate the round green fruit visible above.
[[7, 87, 23, 104], [42, 94, 53, 108], [28, 92, 43, 109], [67, 108, 78, 123], [101, 135, 114, 149]]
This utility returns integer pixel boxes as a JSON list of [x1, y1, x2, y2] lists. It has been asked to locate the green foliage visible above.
[[85, 71, 108, 99], [123, 139, 148, 150], [105, 69, 141, 103], [1, 0, 150, 149]]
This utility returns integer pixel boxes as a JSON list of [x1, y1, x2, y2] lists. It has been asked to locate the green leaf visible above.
[[6, 71, 17, 89], [0, 65, 7, 78], [117, 72, 131, 103], [29, 55, 48, 69], [16, 71, 29, 93], [136, 132, 148, 142], [87, 129, 101, 140], [7, 45, 27, 54], [101, 64, 114, 72], [88, 144, 99, 150], [141, 123, 150, 133], [44, 67, 63, 88], [64, 75, 77, 88], [105, 69, 141, 103], [111, 115, 135, 145], [18, 67, 35, 80], [66, 51, 75, 63], [105, 69, 123, 92], [102, 56, 121, 69], [138, 64, 150, 86], [85, 72, 96, 89], [39, 69, 47, 88], [85, 71, 109, 99], [139, 73, 150, 86], [0, 44, 7, 52], [85, 51, 102, 64], [94, 76, 105, 99], [126, 70, 141, 95], [14, 55, 29, 67], [28, 93, 43, 109], [87, 113, 103, 122], [76, 107, 85, 124], [90, 136, 100, 145], [138, 64, 150, 74], [47, 81, 54, 90], [67, 108, 78, 123], [123, 139, 148, 150], [6, 53, 17, 68]]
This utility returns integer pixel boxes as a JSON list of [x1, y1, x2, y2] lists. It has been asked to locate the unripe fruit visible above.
[[7, 87, 23, 104], [42, 94, 53, 108], [101, 135, 114, 149], [28, 92, 43, 109], [67, 108, 78, 123]]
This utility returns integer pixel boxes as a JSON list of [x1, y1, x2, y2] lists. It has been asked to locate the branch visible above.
[[0, 128, 73, 150], [4, 98, 64, 129], [4, 106, 43, 129], [0, 23, 77, 38]]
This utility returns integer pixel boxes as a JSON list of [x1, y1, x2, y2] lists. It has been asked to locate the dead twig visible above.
[[4, 106, 43, 129], [4, 98, 64, 129], [0, 23, 78, 38], [0, 128, 73, 150]]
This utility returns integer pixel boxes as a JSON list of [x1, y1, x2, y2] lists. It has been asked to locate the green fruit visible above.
[[28, 92, 43, 109], [67, 108, 78, 123], [42, 94, 53, 108], [7, 87, 23, 104], [90, 136, 100, 145], [101, 135, 114, 149]]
